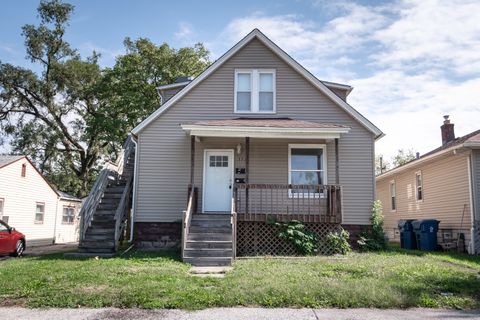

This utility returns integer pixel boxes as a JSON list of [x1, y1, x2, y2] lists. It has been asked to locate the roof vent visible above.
[[175, 76, 194, 83]]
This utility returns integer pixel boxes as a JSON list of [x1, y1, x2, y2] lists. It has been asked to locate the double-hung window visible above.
[[415, 171, 423, 201], [288, 144, 326, 197], [62, 206, 75, 224], [35, 203, 45, 223], [390, 181, 396, 211], [235, 69, 275, 113]]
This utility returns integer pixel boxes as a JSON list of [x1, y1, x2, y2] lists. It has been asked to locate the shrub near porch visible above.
[[0, 249, 479, 309]]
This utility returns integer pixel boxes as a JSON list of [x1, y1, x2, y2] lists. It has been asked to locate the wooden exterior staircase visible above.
[[70, 137, 135, 257]]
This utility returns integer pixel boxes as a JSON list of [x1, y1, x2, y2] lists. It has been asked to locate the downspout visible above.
[[467, 152, 476, 254], [129, 136, 139, 243], [53, 196, 59, 244]]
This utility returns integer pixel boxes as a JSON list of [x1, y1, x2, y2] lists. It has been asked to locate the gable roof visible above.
[[132, 29, 383, 139], [0, 155, 24, 169], [376, 128, 480, 179]]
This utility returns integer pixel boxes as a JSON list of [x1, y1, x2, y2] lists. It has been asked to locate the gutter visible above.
[[129, 136, 139, 244], [467, 153, 475, 254]]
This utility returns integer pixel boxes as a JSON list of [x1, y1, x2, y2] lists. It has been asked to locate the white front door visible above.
[[203, 150, 233, 213]]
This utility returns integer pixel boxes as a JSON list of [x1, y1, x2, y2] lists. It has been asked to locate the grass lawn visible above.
[[0, 248, 479, 309]]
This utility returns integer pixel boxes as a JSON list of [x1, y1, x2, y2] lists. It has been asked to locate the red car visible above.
[[0, 220, 25, 256]]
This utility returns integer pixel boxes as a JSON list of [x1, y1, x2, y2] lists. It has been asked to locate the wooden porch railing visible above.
[[231, 190, 238, 259], [182, 187, 197, 259], [234, 184, 343, 223], [79, 136, 135, 241]]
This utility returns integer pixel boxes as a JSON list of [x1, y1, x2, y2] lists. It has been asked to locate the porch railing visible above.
[[182, 187, 197, 259], [231, 191, 237, 259], [234, 184, 342, 223]]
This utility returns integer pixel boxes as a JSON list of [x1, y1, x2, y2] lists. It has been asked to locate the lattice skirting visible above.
[[237, 221, 342, 256], [474, 221, 480, 255]]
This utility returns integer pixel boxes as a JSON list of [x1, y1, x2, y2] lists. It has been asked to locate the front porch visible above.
[[181, 118, 349, 265]]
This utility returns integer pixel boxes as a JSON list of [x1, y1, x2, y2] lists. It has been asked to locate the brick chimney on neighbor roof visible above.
[[441, 115, 455, 145]]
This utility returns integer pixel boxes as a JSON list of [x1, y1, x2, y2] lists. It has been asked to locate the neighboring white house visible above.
[[0, 155, 81, 246]]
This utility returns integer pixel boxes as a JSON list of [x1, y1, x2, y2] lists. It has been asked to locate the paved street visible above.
[[0, 243, 78, 261], [1, 307, 479, 320]]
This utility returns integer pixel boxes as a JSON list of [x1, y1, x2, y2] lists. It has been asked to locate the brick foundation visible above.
[[341, 224, 372, 249], [134, 222, 181, 250]]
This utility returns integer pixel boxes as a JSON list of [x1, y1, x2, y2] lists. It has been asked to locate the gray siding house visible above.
[[124, 29, 383, 265]]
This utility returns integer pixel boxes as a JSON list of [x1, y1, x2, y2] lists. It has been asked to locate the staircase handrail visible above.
[[79, 135, 135, 241], [182, 188, 196, 259]]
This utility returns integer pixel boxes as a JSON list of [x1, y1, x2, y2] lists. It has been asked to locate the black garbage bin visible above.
[[412, 219, 440, 251], [398, 219, 417, 249]]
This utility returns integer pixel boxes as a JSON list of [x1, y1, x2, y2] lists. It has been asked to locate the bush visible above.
[[270, 219, 319, 255], [357, 200, 388, 251], [325, 228, 351, 255]]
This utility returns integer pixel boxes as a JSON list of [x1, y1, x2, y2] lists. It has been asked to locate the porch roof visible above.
[[181, 118, 350, 139]]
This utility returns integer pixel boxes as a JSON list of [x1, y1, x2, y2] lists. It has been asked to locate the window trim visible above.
[[62, 205, 76, 225], [288, 144, 327, 198], [415, 170, 423, 202], [35, 202, 45, 224], [390, 180, 396, 212], [0, 198, 4, 219], [234, 69, 276, 114]]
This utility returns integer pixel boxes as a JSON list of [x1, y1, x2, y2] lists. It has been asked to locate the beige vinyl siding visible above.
[[377, 153, 472, 242], [0, 159, 58, 246], [473, 150, 480, 220], [136, 38, 375, 224]]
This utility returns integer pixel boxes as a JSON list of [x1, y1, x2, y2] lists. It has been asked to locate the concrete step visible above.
[[186, 240, 232, 249], [189, 226, 231, 233], [64, 252, 116, 258], [78, 247, 115, 254], [83, 234, 113, 241], [188, 233, 232, 241], [184, 248, 232, 258], [183, 257, 232, 267], [191, 214, 231, 221], [86, 228, 115, 235], [190, 219, 231, 227], [80, 239, 115, 247]]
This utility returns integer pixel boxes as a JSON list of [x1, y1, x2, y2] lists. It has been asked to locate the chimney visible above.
[[441, 115, 455, 145], [175, 76, 193, 83], [416, 152, 420, 159]]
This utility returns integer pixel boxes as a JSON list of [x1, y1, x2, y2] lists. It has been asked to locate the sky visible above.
[[1, 0, 479, 160]]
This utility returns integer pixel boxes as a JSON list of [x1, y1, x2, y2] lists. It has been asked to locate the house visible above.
[[77, 29, 383, 265], [376, 116, 480, 254], [0, 155, 82, 246]]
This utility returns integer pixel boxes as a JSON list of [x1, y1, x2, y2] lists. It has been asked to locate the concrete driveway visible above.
[[1, 308, 479, 320], [0, 243, 77, 260]]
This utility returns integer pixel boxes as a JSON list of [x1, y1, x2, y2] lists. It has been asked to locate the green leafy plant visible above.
[[357, 200, 388, 251], [325, 228, 351, 255], [269, 219, 319, 255]]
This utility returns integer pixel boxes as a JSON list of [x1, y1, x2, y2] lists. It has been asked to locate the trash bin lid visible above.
[[398, 219, 416, 230]]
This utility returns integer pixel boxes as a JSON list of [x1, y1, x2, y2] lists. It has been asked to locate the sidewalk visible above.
[[1, 307, 479, 320]]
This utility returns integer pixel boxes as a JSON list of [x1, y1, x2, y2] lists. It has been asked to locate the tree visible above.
[[391, 149, 416, 167], [0, 0, 211, 196], [375, 154, 390, 175]]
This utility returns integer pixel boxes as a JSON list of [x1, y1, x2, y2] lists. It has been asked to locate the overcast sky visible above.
[[1, 0, 479, 159]]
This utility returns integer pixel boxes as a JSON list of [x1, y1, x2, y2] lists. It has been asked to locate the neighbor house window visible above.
[[35, 203, 45, 223], [288, 144, 326, 197], [390, 180, 396, 211], [234, 69, 275, 113], [415, 171, 423, 201], [21, 163, 26, 177], [62, 206, 75, 224]]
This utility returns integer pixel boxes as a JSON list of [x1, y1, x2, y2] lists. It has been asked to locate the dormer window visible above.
[[234, 69, 275, 113]]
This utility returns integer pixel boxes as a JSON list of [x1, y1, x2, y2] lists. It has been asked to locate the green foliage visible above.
[[392, 148, 416, 168], [270, 219, 319, 255], [0, 0, 210, 196], [357, 200, 388, 251], [325, 228, 351, 255]]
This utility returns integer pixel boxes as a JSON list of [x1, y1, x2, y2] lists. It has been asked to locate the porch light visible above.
[[236, 143, 242, 155]]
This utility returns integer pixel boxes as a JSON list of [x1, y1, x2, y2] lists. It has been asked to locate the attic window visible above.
[[234, 69, 276, 113], [21, 163, 26, 177]]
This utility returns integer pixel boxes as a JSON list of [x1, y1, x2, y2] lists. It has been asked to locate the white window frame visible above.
[[0, 198, 4, 219], [35, 202, 45, 224], [415, 170, 423, 202], [390, 180, 396, 212], [234, 69, 276, 114], [288, 144, 327, 198], [62, 206, 75, 225]]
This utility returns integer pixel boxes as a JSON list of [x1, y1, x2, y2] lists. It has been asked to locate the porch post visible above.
[[245, 137, 250, 217], [335, 138, 339, 185], [190, 135, 195, 188]]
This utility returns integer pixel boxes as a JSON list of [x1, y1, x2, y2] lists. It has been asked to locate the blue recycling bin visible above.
[[398, 219, 417, 250], [412, 219, 440, 251]]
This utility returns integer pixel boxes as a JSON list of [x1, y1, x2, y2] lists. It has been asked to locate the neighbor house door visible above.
[[203, 150, 233, 213]]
